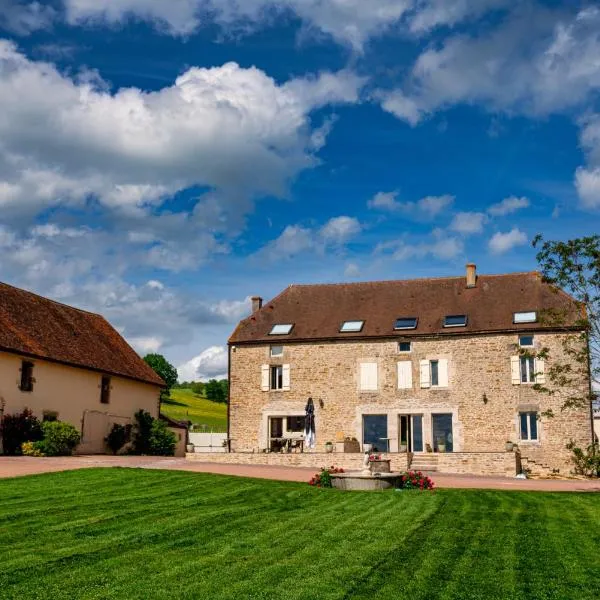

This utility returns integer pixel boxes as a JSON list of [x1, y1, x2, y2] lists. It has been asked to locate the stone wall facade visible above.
[[229, 331, 593, 475]]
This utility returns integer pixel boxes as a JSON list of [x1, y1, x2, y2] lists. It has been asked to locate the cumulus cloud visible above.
[[379, 6, 600, 123], [0, 1, 55, 35], [178, 346, 228, 381], [575, 115, 600, 210], [449, 212, 487, 235], [257, 216, 361, 261], [488, 196, 530, 216], [344, 262, 361, 278], [376, 234, 463, 261], [488, 228, 528, 254], [368, 191, 454, 217]]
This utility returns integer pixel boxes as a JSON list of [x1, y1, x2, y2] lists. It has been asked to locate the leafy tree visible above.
[[143, 353, 178, 401], [205, 379, 228, 403]]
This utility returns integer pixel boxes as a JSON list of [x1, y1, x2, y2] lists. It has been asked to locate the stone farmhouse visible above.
[[227, 265, 594, 476], [0, 281, 182, 454]]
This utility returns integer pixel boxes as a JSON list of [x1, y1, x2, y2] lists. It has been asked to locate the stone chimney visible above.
[[466, 263, 477, 288], [251, 296, 263, 313]]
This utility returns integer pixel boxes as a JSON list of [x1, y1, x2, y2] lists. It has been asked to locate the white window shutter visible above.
[[282, 364, 291, 391], [397, 361, 412, 389], [360, 363, 377, 391], [535, 358, 545, 384], [261, 364, 270, 391], [510, 356, 520, 385], [419, 360, 430, 388], [438, 359, 449, 388]]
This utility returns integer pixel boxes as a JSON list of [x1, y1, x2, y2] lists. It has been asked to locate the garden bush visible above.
[[567, 441, 600, 477], [38, 421, 81, 456], [105, 424, 131, 454], [21, 441, 45, 457], [397, 471, 434, 490], [132, 410, 154, 455], [308, 466, 345, 488], [1, 409, 43, 455], [148, 419, 177, 456]]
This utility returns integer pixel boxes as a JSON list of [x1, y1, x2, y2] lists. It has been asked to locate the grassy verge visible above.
[[0, 469, 598, 600], [160, 388, 227, 430]]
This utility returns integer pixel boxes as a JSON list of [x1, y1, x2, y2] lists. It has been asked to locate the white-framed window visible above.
[[270, 345, 283, 357], [359, 362, 378, 391], [443, 315, 467, 328], [397, 361, 413, 390], [398, 341, 412, 353], [514, 311, 537, 324], [261, 364, 290, 391], [269, 324, 294, 335], [510, 356, 545, 385], [394, 317, 418, 330], [519, 335, 534, 348], [519, 411, 539, 441], [340, 320, 364, 333], [419, 359, 448, 388]]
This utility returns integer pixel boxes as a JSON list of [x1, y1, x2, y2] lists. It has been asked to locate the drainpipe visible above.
[[227, 344, 231, 452]]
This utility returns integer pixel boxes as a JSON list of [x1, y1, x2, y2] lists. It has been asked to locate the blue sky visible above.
[[0, 1, 599, 380]]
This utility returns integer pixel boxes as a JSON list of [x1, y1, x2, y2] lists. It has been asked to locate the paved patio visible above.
[[0, 456, 599, 491]]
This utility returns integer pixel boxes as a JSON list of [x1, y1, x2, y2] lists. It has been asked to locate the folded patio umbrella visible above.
[[304, 397, 315, 449]]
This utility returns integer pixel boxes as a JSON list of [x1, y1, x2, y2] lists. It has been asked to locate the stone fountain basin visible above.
[[331, 472, 401, 491]]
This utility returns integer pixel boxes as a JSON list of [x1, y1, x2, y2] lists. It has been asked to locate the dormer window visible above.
[[394, 317, 418, 330], [340, 320, 364, 333], [269, 324, 294, 335], [444, 315, 467, 327], [514, 311, 537, 324]]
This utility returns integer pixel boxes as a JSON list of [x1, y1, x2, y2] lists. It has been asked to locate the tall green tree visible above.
[[205, 379, 228, 403], [143, 353, 178, 401]]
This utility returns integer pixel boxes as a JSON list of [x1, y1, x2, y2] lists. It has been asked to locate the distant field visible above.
[[161, 388, 227, 431]]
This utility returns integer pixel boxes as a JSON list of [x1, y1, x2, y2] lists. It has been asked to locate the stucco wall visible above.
[[229, 332, 592, 475], [0, 350, 160, 453]]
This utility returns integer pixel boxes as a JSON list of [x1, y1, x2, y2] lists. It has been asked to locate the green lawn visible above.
[[0, 469, 599, 600], [160, 388, 227, 430]]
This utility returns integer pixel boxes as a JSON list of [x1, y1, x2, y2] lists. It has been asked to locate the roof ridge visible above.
[[288, 271, 539, 288], [0, 281, 102, 318]]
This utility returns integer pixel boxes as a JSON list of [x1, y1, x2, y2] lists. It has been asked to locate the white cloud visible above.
[[368, 191, 454, 217], [0, 1, 55, 35], [319, 216, 361, 244], [257, 215, 361, 261], [376, 234, 463, 261], [449, 211, 487, 235], [0, 41, 363, 225], [344, 262, 360, 278], [488, 196, 530, 216], [488, 228, 528, 254], [178, 346, 228, 382], [380, 6, 600, 124], [574, 167, 600, 210]]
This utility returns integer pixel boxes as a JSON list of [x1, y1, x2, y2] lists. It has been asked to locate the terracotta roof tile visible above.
[[229, 271, 582, 344], [0, 282, 164, 386]]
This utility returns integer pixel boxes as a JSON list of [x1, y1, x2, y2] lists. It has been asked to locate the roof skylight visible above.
[[394, 317, 418, 330], [340, 320, 364, 333], [444, 315, 467, 327], [514, 311, 537, 324], [269, 324, 294, 335]]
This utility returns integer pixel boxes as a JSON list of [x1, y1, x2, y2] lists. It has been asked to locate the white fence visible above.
[[189, 431, 227, 453]]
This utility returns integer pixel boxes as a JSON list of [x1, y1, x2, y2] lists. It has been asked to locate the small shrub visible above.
[[1, 409, 43, 455], [38, 421, 81, 456], [148, 420, 177, 456], [21, 441, 45, 457], [397, 471, 435, 490], [309, 466, 345, 488], [132, 410, 154, 455], [567, 441, 600, 477], [105, 424, 131, 455]]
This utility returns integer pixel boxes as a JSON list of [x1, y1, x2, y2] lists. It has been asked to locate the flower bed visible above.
[[309, 466, 345, 488], [398, 471, 434, 490]]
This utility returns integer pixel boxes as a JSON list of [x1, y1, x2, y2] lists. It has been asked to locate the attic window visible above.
[[444, 315, 467, 327], [340, 320, 364, 333], [269, 324, 294, 336], [394, 317, 418, 330], [514, 311, 537, 324]]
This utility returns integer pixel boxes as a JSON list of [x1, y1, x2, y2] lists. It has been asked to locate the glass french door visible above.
[[362, 415, 388, 452], [399, 415, 423, 452], [432, 413, 453, 452]]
